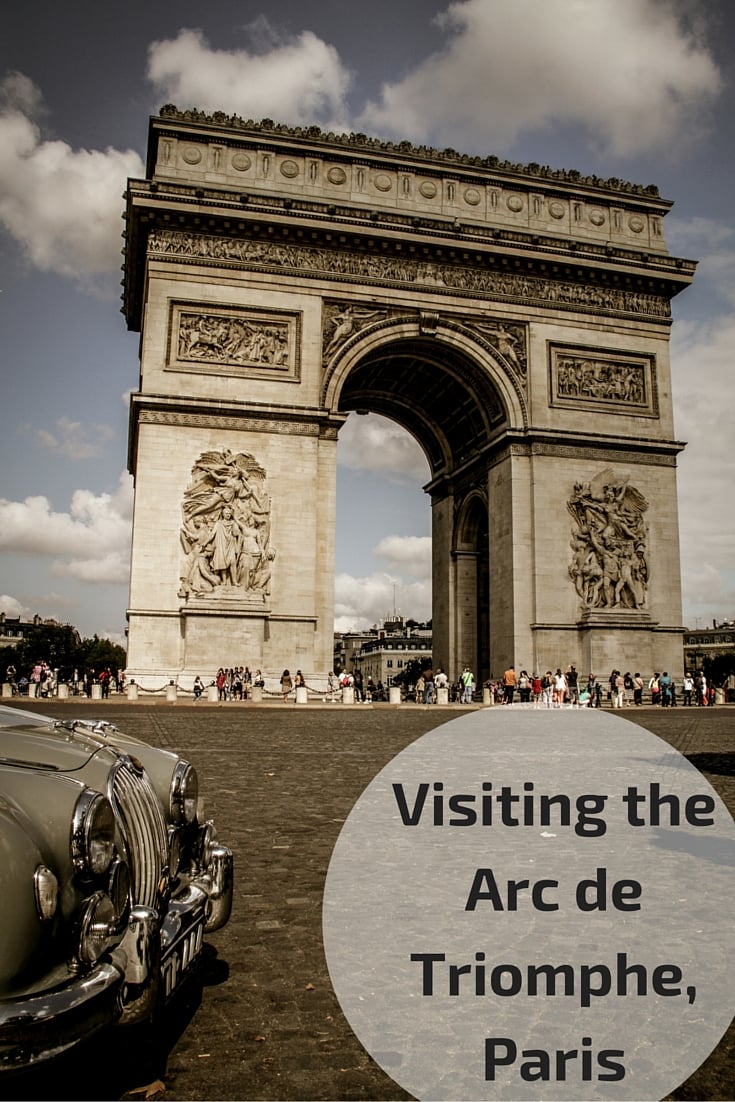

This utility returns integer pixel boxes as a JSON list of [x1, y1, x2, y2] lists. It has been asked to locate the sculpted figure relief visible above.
[[179, 450, 275, 601], [567, 469, 649, 611]]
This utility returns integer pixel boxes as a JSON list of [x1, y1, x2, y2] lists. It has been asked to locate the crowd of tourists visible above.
[[487, 665, 732, 707], [4, 662, 124, 698]]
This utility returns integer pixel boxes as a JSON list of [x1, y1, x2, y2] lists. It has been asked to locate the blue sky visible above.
[[1, 0, 734, 642]]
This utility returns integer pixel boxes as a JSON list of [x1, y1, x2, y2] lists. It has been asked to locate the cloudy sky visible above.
[[1, 0, 733, 642]]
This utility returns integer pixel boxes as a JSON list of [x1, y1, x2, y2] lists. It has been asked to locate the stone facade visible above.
[[122, 109, 694, 688]]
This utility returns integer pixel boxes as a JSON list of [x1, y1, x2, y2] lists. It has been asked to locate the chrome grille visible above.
[[110, 760, 168, 908]]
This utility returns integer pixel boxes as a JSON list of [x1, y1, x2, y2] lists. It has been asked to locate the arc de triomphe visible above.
[[122, 106, 694, 689]]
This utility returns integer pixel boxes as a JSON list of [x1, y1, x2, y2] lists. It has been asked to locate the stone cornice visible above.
[[155, 105, 664, 201]]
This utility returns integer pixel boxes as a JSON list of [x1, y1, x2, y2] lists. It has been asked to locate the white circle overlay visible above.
[[323, 709, 734, 1101]]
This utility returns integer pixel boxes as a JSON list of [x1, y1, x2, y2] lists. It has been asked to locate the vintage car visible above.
[[0, 704, 233, 1072]]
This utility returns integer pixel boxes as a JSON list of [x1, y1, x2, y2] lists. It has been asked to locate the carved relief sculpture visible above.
[[179, 450, 275, 602], [168, 303, 300, 382], [567, 469, 649, 611], [322, 302, 387, 361]]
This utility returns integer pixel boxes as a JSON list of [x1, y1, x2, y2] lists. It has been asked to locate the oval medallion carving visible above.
[[327, 166, 347, 185], [418, 180, 438, 199], [231, 152, 252, 172], [549, 201, 566, 219], [182, 146, 203, 165], [374, 173, 393, 192], [629, 215, 646, 233], [464, 187, 481, 206], [589, 209, 606, 226], [506, 194, 524, 213], [280, 159, 299, 178]]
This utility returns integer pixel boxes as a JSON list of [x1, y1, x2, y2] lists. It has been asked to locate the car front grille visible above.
[[110, 760, 168, 909]]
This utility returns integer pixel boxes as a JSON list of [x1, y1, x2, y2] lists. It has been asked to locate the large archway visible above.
[[122, 107, 693, 689]]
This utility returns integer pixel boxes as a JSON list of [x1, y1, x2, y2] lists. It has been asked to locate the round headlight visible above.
[[34, 864, 59, 922], [72, 790, 116, 878], [77, 891, 116, 965], [168, 826, 182, 879], [170, 762, 199, 826]]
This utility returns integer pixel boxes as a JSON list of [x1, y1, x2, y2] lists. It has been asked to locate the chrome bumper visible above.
[[0, 960, 124, 1071]]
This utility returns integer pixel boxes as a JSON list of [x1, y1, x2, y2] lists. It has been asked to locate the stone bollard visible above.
[[483, 687, 492, 705], [166, 682, 177, 703], [250, 685, 263, 703], [389, 686, 402, 705], [57, 683, 69, 700], [715, 688, 725, 706], [295, 686, 308, 705], [91, 683, 103, 700], [1, 683, 12, 699], [127, 682, 139, 701], [207, 684, 219, 703], [342, 686, 355, 704], [437, 686, 449, 705]]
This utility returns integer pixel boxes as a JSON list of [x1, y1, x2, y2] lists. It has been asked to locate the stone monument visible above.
[[122, 106, 694, 688]]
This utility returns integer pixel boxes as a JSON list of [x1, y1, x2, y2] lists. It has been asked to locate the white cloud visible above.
[[335, 570, 431, 632], [20, 417, 116, 461], [0, 472, 133, 585], [147, 23, 352, 131], [358, 0, 722, 157], [374, 535, 432, 580], [0, 73, 144, 291], [338, 414, 429, 483], [0, 594, 29, 619]]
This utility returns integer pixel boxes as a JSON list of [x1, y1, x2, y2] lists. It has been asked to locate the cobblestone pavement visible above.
[[7, 700, 734, 1102]]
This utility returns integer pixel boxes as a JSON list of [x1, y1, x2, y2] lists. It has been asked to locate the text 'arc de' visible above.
[[122, 107, 694, 689]]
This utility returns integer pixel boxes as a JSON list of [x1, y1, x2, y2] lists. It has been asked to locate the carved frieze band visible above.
[[168, 301, 301, 382], [147, 228, 670, 320], [136, 409, 336, 438], [549, 344, 658, 417], [488, 442, 677, 469]]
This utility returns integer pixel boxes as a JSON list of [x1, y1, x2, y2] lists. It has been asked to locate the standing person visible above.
[[587, 674, 602, 708], [614, 670, 625, 709], [566, 665, 579, 707], [327, 670, 336, 702], [216, 668, 226, 701], [280, 668, 293, 701], [460, 667, 475, 704], [531, 673, 543, 708], [623, 671, 634, 706], [553, 668, 567, 707], [422, 666, 435, 704], [649, 673, 661, 706], [193, 675, 204, 700], [541, 671, 553, 708], [352, 668, 364, 702], [435, 668, 448, 699], [682, 673, 694, 706], [518, 670, 531, 704], [502, 665, 517, 705], [659, 671, 672, 707], [633, 672, 643, 706]]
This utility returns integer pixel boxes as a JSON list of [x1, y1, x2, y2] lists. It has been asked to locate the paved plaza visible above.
[[8, 700, 734, 1101]]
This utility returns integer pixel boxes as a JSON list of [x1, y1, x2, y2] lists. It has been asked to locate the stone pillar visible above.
[[127, 682, 139, 701], [483, 687, 492, 705], [389, 686, 402, 705], [207, 684, 219, 703], [166, 682, 178, 703], [91, 683, 103, 700], [342, 686, 355, 704], [295, 686, 308, 704], [250, 685, 263, 703], [437, 687, 449, 705], [1, 684, 12, 698], [57, 683, 69, 700]]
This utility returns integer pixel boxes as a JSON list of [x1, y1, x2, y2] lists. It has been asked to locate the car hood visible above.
[[0, 706, 148, 774]]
